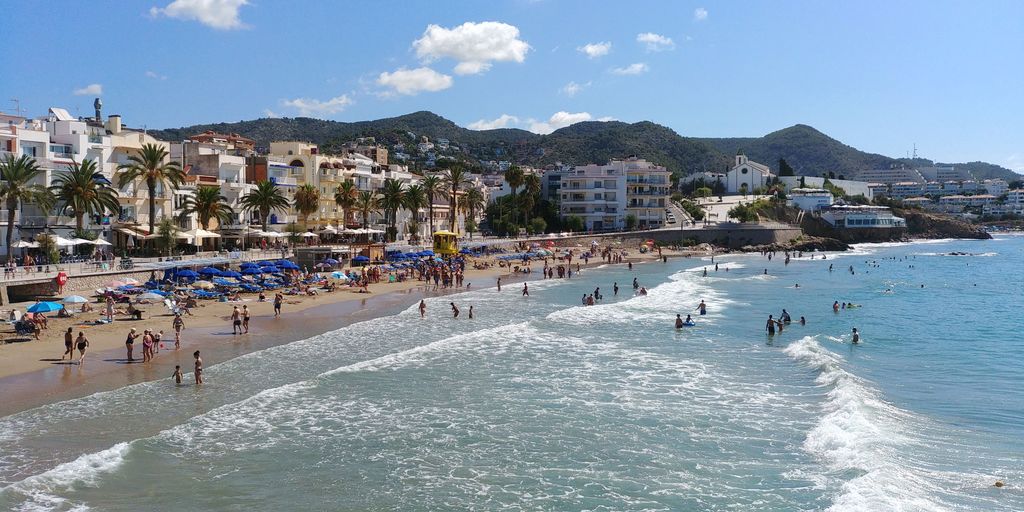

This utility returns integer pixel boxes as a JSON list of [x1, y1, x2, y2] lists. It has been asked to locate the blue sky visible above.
[[2, 0, 1022, 170]]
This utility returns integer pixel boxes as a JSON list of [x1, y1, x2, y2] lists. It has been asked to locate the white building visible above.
[[983, 179, 1009, 196], [787, 188, 834, 211], [560, 157, 671, 231], [778, 176, 880, 200], [852, 167, 926, 185], [725, 154, 773, 194], [820, 205, 905, 228], [889, 182, 926, 199]]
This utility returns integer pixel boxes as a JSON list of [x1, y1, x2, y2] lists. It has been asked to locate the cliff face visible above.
[[894, 209, 992, 240]]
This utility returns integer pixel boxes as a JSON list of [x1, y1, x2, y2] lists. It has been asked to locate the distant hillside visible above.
[[152, 113, 1020, 181]]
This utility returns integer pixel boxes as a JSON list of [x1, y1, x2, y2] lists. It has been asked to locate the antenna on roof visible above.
[[8, 99, 27, 117], [912, 143, 917, 160]]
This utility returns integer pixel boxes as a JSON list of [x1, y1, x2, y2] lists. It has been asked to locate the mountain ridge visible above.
[[148, 112, 1020, 181]]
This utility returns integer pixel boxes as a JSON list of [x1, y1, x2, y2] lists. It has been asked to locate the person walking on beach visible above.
[[62, 327, 74, 361], [242, 305, 250, 334], [173, 314, 184, 350], [273, 293, 283, 317], [231, 306, 242, 335], [522, 283, 529, 296], [193, 350, 203, 385], [125, 328, 140, 361], [765, 315, 776, 335], [419, 300, 426, 318], [75, 331, 89, 365], [450, 302, 460, 318]]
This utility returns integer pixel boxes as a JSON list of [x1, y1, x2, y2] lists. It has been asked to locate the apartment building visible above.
[[560, 157, 671, 231]]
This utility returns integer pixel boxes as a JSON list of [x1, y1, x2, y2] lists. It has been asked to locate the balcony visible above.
[[269, 176, 297, 186]]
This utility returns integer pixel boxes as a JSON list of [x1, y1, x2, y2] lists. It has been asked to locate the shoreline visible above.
[[0, 248, 683, 417]]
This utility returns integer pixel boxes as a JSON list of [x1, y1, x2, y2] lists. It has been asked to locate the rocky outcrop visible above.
[[740, 235, 850, 253], [894, 209, 992, 240]]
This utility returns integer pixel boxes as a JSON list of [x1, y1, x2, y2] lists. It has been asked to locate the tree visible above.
[[239, 180, 290, 232], [522, 174, 541, 220], [565, 215, 585, 232], [460, 187, 486, 240], [293, 184, 320, 229], [50, 158, 120, 231], [378, 178, 406, 242], [528, 216, 547, 234], [441, 165, 473, 233], [284, 222, 303, 246], [115, 143, 184, 236], [36, 233, 60, 267], [0, 155, 55, 263], [778, 158, 796, 177], [625, 214, 638, 231], [728, 203, 760, 223], [402, 183, 426, 240], [354, 190, 379, 229], [177, 185, 234, 230], [420, 174, 443, 235], [155, 217, 178, 257], [503, 165, 524, 226], [740, 183, 749, 197], [333, 180, 358, 227], [464, 218, 478, 238], [695, 186, 713, 200]]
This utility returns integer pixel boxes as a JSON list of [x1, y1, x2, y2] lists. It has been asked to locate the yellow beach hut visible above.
[[432, 230, 459, 256]]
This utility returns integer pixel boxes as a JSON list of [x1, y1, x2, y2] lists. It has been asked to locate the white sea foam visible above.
[[784, 336, 953, 511], [1, 442, 130, 511]]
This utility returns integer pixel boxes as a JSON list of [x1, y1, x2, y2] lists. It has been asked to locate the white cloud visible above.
[[413, 21, 530, 75], [561, 81, 591, 97], [468, 114, 520, 130], [144, 70, 168, 80], [72, 84, 103, 96], [150, 0, 249, 30], [281, 94, 353, 116], [1004, 154, 1024, 173], [611, 63, 649, 75], [694, 7, 708, 21], [577, 42, 611, 59], [597, 116, 617, 122], [637, 32, 675, 51], [262, 109, 279, 118], [528, 111, 593, 134], [376, 67, 453, 96]]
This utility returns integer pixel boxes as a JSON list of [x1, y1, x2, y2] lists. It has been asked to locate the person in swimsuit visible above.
[[468, 306, 474, 319], [800, 316, 806, 325], [273, 293, 283, 317], [696, 300, 707, 316], [125, 328, 139, 361], [62, 327, 74, 361], [851, 328, 860, 344], [193, 351, 203, 384], [522, 283, 529, 296], [172, 365, 183, 385], [242, 305, 250, 333], [766, 315, 776, 335], [496, 277, 501, 292], [142, 330, 154, 362], [231, 306, 242, 335], [450, 302, 460, 318], [685, 314, 693, 324], [173, 314, 184, 349], [833, 301, 840, 312], [105, 296, 114, 322], [613, 282, 619, 296], [419, 300, 426, 318], [75, 332, 89, 365], [675, 314, 684, 329]]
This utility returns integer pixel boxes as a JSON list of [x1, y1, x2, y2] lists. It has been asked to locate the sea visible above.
[[1, 235, 1022, 511]]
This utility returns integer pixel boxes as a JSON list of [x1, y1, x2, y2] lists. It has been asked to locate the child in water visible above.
[[172, 365, 183, 384]]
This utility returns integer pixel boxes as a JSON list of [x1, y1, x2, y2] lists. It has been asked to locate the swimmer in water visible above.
[[675, 314, 684, 329], [696, 300, 707, 315], [800, 316, 806, 325], [766, 315, 776, 335], [851, 327, 860, 344], [833, 301, 840, 312], [685, 314, 693, 324]]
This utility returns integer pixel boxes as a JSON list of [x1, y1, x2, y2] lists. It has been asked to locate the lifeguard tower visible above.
[[432, 230, 459, 256]]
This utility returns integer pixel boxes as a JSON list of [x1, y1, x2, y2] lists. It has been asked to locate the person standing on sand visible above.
[[142, 329, 154, 362], [242, 305, 250, 334], [273, 293, 283, 317], [193, 350, 203, 385], [173, 314, 184, 349], [76, 332, 89, 365], [231, 306, 241, 335], [125, 328, 140, 361], [105, 296, 114, 322], [522, 283, 529, 296], [62, 327, 74, 361], [419, 300, 426, 318]]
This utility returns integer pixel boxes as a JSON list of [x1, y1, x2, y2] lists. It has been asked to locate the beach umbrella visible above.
[[62, 295, 89, 304], [322, 258, 339, 265], [276, 260, 300, 270], [459, 248, 472, 254], [261, 266, 281, 273], [239, 262, 260, 269], [192, 280, 214, 290], [242, 267, 263, 275], [219, 270, 243, 278], [258, 260, 276, 267], [330, 271, 349, 280], [138, 292, 165, 301], [13, 240, 39, 248], [176, 269, 199, 279], [301, 231, 318, 238], [421, 249, 435, 256], [198, 267, 222, 276], [27, 301, 64, 313], [352, 255, 369, 264]]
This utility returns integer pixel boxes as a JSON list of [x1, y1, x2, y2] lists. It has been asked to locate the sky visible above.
[[2, 0, 1022, 171]]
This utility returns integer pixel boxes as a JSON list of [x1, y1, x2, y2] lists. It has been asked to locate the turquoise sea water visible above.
[[1, 236, 1022, 511]]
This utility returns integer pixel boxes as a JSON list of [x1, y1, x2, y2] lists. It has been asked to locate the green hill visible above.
[[151, 114, 1020, 181]]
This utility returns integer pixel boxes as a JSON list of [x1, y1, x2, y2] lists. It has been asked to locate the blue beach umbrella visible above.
[[198, 267, 222, 276], [261, 266, 281, 273], [176, 269, 199, 279], [239, 262, 259, 269], [258, 260, 276, 267], [276, 260, 300, 270], [27, 301, 64, 313], [352, 255, 370, 264], [219, 270, 243, 278], [242, 267, 263, 275], [322, 258, 339, 265]]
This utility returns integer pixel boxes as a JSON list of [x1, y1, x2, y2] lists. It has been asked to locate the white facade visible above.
[[725, 154, 773, 194], [820, 206, 905, 228], [787, 188, 834, 211], [778, 176, 880, 200], [560, 157, 671, 231]]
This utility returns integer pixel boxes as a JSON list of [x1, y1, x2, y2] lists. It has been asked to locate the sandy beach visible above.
[[0, 244, 692, 416]]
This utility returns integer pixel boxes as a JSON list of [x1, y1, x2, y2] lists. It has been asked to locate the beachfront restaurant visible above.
[[820, 205, 906, 228]]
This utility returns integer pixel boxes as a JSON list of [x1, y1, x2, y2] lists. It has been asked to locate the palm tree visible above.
[[460, 187, 486, 240], [293, 183, 320, 229], [378, 178, 406, 242], [50, 158, 120, 231], [333, 180, 358, 227], [504, 165, 524, 227], [420, 174, 444, 235], [177, 185, 234, 230], [0, 155, 55, 263], [115, 143, 184, 235], [441, 165, 473, 233], [522, 173, 541, 220], [403, 184, 426, 240], [354, 190, 379, 229], [239, 180, 290, 232]]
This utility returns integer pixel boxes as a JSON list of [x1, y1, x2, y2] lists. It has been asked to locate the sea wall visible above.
[[3, 270, 156, 304]]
